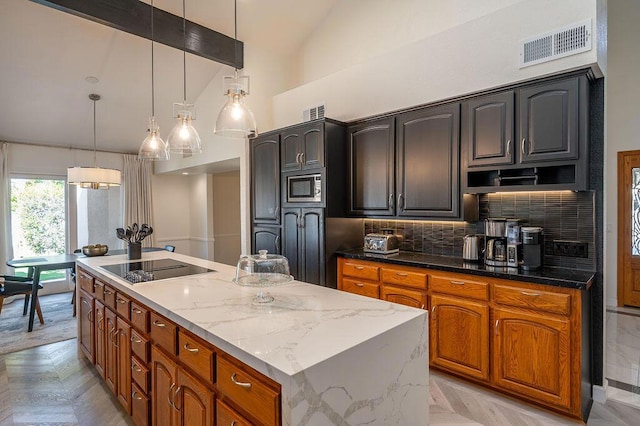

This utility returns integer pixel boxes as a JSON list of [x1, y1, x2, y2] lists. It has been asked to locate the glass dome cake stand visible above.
[[233, 250, 293, 304]]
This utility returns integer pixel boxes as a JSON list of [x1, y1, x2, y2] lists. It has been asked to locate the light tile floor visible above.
[[606, 306, 640, 409]]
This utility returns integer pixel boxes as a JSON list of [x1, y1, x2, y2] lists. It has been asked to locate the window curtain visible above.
[[123, 154, 155, 247], [0, 143, 14, 274]]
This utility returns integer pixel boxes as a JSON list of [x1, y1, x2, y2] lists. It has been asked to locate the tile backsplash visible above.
[[364, 191, 595, 271]]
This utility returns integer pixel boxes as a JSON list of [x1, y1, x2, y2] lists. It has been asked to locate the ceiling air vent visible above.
[[519, 19, 592, 68], [303, 104, 325, 122]]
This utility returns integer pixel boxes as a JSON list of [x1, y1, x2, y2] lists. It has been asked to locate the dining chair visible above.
[[164, 245, 176, 252], [0, 275, 44, 325]]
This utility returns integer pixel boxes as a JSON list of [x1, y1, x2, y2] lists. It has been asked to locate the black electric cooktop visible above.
[[100, 258, 214, 283]]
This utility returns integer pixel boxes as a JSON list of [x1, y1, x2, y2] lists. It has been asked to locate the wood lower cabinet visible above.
[[176, 369, 214, 426], [94, 300, 106, 379], [116, 317, 132, 413], [217, 399, 252, 425], [151, 346, 178, 426], [336, 257, 588, 419], [104, 307, 118, 395], [78, 289, 94, 363]]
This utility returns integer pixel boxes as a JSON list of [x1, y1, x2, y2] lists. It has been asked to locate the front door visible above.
[[619, 150, 640, 307]]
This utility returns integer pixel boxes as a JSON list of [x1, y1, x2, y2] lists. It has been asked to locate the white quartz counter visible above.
[[78, 251, 429, 425]]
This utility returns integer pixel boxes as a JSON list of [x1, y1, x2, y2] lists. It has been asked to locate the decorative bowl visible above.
[[82, 244, 109, 257]]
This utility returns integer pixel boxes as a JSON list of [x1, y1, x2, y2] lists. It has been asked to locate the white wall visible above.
[[188, 174, 214, 260], [274, 0, 600, 128], [150, 173, 191, 253], [212, 171, 241, 266], [605, 0, 640, 306]]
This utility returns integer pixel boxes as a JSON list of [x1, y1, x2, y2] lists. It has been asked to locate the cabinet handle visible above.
[[355, 282, 365, 288], [104, 288, 113, 295], [116, 298, 127, 304], [97, 316, 104, 331], [87, 310, 93, 323], [388, 193, 394, 209], [506, 139, 511, 156], [231, 422, 236, 426], [495, 319, 500, 336], [168, 383, 176, 409], [183, 343, 199, 353], [275, 206, 280, 218], [153, 320, 166, 328], [275, 236, 281, 252], [133, 308, 143, 315], [131, 362, 142, 373], [295, 152, 302, 166], [354, 266, 364, 270], [449, 280, 465, 285], [130, 335, 142, 344], [397, 193, 403, 211], [231, 373, 252, 388], [395, 272, 408, 277], [520, 291, 541, 297], [113, 329, 120, 348], [521, 138, 526, 156], [131, 391, 143, 401], [173, 386, 182, 411], [421, 304, 425, 310], [300, 152, 305, 165], [300, 216, 305, 228], [431, 305, 437, 316]]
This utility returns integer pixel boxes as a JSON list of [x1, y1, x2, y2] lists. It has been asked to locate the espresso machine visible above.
[[521, 227, 544, 270], [485, 218, 507, 267]]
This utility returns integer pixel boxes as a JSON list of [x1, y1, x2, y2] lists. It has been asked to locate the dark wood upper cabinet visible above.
[[396, 103, 461, 218], [281, 122, 325, 172], [518, 77, 581, 163], [467, 91, 515, 167], [347, 118, 395, 216], [250, 135, 280, 224], [252, 225, 281, 255]]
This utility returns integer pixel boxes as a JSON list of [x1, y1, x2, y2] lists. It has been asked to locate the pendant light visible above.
[[166, 0, 201, 154], [138, 0, 169, 160], [214, 0, 258, 139], [67, 94, 121, 190]]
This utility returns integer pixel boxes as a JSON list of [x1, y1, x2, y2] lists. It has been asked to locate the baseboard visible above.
[[593, 384, 607, 403]]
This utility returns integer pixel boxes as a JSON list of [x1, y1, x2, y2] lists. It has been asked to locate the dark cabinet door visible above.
[[300, 208, 325, 286], [467, 91, 515, 167], [518, 77, 580, 163], [252, 225, 281, 255], [396, 103, 460, 218], [282, 209, 301, 280], [281, 122, 325, 172], [250, 135, 280, 224], [347, 118, 395, 216]]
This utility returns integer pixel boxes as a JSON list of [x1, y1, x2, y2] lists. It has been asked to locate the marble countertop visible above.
[[77, 251, 427, 378], [337, 249, 595, 290]]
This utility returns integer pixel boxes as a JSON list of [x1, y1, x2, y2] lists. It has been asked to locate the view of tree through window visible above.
[[11, 178, 66, 280]]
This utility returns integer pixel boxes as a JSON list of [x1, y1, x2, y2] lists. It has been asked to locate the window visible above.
[[10, 178, 67, 280]]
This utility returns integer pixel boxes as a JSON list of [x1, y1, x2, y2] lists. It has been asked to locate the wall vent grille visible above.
[[303, 104, 325, 121], [520, 19, 592, 68]]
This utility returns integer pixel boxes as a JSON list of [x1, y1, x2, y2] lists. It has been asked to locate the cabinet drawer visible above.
[[78, 270, 94, 294], [341, 277, 380, 299], [130, 329, 150, 363], [131, 382, 150, 426], [131, 356, 149, 394], [178, 330, 214, 384], [342, 260, 380, 281], [93, 279, 105, 301], [216, 399, 252, 426], [149, 312, 177, 355], [130, 302, 149, 333], [381, 267, 428, 289], [103, 285, 116, 309], [115, 293, 131, 320], [217, 356, 280, 426], [430, 274, 489, 301], [381, 285, 427, 310], [493, 284, 571, 316]]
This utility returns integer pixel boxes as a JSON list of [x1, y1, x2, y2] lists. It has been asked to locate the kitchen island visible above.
[[77, 251, 429, 425]]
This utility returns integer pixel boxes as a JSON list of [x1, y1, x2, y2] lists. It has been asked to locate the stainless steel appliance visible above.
[[100, 259, 213, 283], [364, 231, 399, 255], [286, 173, 322, 203], [522, 227, 544, 270], [506, 220, 522, 268], [485, 218, 507, 267], [463, 234, 483, 262]]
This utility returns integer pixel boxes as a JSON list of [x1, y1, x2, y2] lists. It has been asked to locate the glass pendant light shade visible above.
[[214, 73, 257, 139], [167, 105, 202, 154], [139, 117, 169, 160]]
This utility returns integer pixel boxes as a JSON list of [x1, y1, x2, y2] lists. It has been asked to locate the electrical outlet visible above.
[[552, 240, 589, 258]]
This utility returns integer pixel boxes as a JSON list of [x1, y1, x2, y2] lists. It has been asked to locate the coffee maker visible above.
[[485, 218, 507, 267], [506, 220, 522, 268], [521, 227, 544, 270]]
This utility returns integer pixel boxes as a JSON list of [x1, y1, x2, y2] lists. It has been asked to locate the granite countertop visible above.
[[337, 249, 595, 290]]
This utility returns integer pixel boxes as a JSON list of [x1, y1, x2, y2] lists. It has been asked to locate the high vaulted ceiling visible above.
[[0, 0, 340, 154]]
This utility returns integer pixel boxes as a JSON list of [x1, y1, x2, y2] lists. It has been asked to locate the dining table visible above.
[[6, 247, 166, 332]]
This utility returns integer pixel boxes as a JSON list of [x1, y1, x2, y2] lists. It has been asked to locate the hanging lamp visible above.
[[213, 0, 258, 139], [67, 94, 121, 190], [139, 0, 169, 160], [166, 0, 201, 154]]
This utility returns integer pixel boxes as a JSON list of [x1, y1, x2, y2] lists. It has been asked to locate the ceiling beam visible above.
[[29, 0, 243, 68]]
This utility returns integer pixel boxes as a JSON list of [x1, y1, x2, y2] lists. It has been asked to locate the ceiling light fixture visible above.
[[67, 94, 121, 190], [138, 0, 169, 160], [166, 0, 201, 155], [213, 0, 257, 139]]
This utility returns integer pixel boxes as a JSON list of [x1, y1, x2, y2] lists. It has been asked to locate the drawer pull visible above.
[[354, 266, 364, 270], [132, 391, 143, 401], [495, 319, 500, 335], [395, 272, 408, 277], [131, 362, 142, 373], [231, 422, 236, 426], [87, 310, 93, 323], [153, 320, 166, 328], [231, 373, 252, 388], [520, 291, 541, 297], [133, 308, 143, 315], [449, 280, 465, 285], [183, 343, 199, 353], [97, 316, 104, 331], [355, 282, 365, 288], [131, 335, 142, 344], [116, 298, 127, 304], [104, 288, 114, 295], [113, 330, 120, 348]]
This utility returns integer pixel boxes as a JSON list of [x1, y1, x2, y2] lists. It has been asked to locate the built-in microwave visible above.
[[286, 173, 322, 203]]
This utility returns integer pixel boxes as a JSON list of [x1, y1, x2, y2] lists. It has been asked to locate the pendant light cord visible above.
[[93, 97, 97, 167], [234, 0, 238, 72], [151, 0, 155, 117], [182, 0, 187, 103]]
